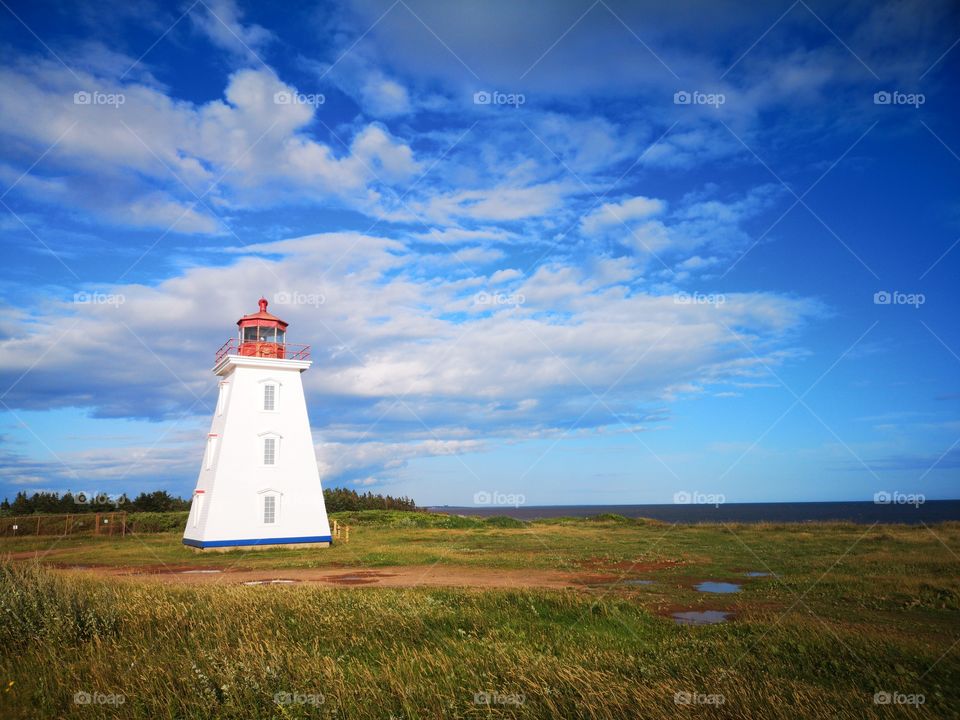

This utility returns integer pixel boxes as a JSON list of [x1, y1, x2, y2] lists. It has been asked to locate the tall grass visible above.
[[0, 560, 956, 719]]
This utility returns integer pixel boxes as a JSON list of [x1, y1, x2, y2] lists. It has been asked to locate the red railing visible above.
[[215, 339, 311, 364]]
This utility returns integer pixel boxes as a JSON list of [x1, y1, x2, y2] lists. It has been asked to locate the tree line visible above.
[[321, 487, 417, 512], [0, 490, 188, 515], [1, 487, 417, 515]]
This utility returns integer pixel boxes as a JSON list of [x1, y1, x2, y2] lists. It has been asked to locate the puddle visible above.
[[744, 571, 772, 577], [242, 579, 299, 586], [181, 569, 223, 574], [695, 581, 741, 594], [672, 611, 731, 625], [621, 579, 654, 586]]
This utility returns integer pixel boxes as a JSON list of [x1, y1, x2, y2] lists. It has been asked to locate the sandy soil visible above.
[[5, 548, 75, 561], [5, 551, 689, 591], [40, 563, 608, 589]]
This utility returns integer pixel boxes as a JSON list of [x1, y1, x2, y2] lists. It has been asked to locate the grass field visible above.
[[1, 512, 958, 718]]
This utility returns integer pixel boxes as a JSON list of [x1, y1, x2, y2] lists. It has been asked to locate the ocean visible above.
[[428, 500, 960, 524]]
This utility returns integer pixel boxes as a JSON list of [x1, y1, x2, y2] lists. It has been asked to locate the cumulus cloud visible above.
[[0, 59, 420, 232], [190, 0, 274, 60], [318, 438, 486, 486], [581, 196, 666, 236], [0, 231, 819, 483], [359, 73, 413, 117], [410, 181, 574, 224], [9, 0, 941, 495], [588, 186, 782, 269]]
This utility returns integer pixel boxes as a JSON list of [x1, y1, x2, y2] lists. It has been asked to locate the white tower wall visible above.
[[183, 354, 331, 549]]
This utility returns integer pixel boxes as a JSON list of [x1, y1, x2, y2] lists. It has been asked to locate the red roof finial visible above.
[[258, 296, 268, 312]]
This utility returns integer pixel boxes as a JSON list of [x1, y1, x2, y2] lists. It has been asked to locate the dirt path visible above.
[[5, 548, 74, 561], [50, 564, 614, 589]]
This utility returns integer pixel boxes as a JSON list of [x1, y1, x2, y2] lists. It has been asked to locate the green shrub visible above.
[[330, 510, 483, 529], [482, 515, 528, 528], [127, 511, 189, 533]]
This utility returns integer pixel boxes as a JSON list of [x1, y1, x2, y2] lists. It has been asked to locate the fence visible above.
[[332, 520, 350, 543], [0, 512, 128, 537]]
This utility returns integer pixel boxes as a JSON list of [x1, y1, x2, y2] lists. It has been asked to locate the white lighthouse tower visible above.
[[183, 297, 332, 550]]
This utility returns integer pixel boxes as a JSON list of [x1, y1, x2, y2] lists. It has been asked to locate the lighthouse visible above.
[[183, 297, 332, 550]]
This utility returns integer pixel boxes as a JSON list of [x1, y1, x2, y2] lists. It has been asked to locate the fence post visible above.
[[344, 526, 349, 543], [121, 512, 126, 537], [36, 515, 41, 535], [94, 513, 100, 535]]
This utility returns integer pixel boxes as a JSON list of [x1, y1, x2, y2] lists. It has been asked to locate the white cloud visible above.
[[580, 187, 780, 267], [0, 231, 820, 489], [581, 196, 666, 236], [318, 438, 486, 484], [190, 0, 274, 59], [359, 73, 412, 117], [409, 226, 513, 245], [0, 60, 420, 231], [413, 181, 573, 223]]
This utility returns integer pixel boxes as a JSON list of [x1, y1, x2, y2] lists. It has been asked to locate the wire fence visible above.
[[0, 512, 128, 537]]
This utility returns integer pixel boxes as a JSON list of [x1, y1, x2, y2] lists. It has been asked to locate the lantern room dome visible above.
[[214, 297, 311, 365], [237, 297, 288, 329], [229, 297, 289, 360]]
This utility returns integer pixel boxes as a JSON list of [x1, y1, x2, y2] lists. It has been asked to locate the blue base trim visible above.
[[183, 535, 332, 548]]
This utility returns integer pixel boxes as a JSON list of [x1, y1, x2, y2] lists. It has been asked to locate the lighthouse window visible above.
[[276, 329, 285, 344], [263, 437, 276, 465], [263, 384, 276, 411], [263, 495, 276, 524], [204, 436, 218, 469], [243, 326, 259, 342], [192, 493, 204, 528], [216, 382, 229, 416]]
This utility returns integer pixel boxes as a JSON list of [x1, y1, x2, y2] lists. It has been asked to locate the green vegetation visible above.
[[322, 487, 416, 512], [1, 490, 189, 516], [1, 514, 958, 718], [1, 487, 417, 518]]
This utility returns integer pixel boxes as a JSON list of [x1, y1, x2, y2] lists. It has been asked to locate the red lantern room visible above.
[[238, 297, 288, 358], [214, 297, 310, 364]]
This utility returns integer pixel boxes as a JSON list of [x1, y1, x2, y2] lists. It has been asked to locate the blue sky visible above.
[[0, 0, 957, 506]]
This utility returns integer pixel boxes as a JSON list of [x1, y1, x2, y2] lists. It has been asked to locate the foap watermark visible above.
[[473, 90, 525, 108], [473, 490, 525, 508], [874, 491, 925, 508], [474, 691, 525, 707], [475, 291, 525, 307], [274, 290, 325, 308], [873, 91, 925, 108], [73, 90, 125, 108], [74, 691, 125, 705], [273, 90, 325, 107], [874, 691, 924, 707], [74, 291, 125, 307], [674, 691, 725, 706], [674, 491, 725, 507], [274, 691, 325, 707], [674, 291, 725, 306], [674, 90, 725, 108], [74, 491, 125, 506], [873, 290, 925, 308]]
